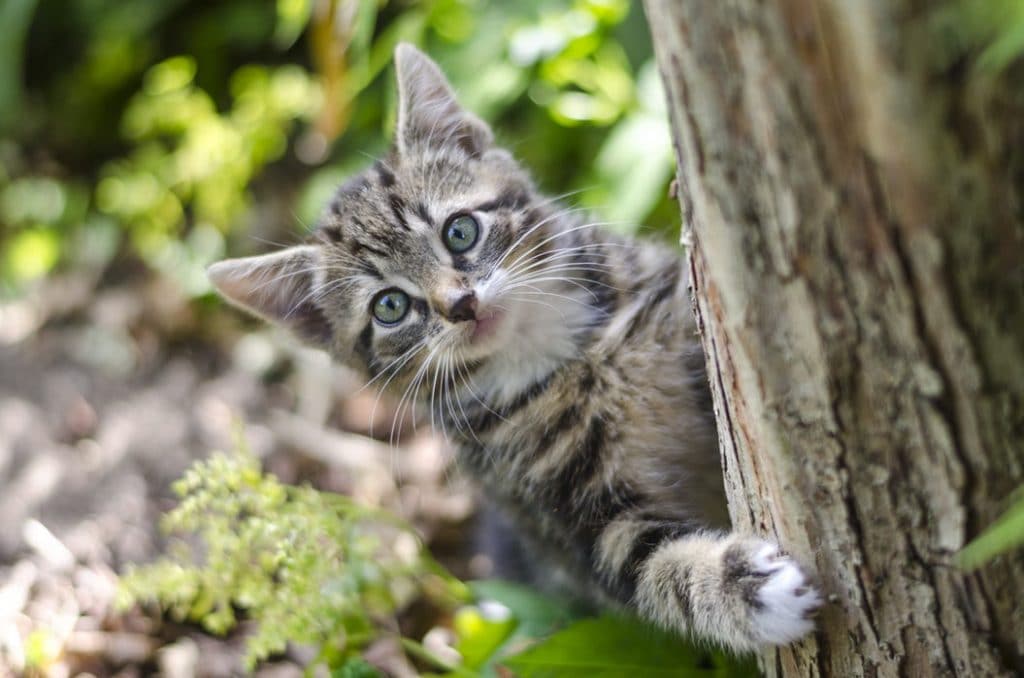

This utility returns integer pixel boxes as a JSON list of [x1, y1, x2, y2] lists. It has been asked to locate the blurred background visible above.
[[0, 0, 678, 674]]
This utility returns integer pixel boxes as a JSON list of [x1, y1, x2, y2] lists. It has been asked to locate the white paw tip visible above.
[[750, 543, 823, 646]]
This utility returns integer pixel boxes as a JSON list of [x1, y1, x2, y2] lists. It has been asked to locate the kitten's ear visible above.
[[394, 43, 492, 157], [207, 245, 333, 347]]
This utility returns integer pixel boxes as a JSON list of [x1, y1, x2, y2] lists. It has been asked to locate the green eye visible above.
[[372, 289, 410, 325], [443, 214, 480, 254]]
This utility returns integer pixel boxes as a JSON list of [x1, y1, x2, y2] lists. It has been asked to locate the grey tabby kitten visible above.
[[209, 44, 822, 652]]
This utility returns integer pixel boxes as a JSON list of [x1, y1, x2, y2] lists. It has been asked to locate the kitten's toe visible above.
[[748, 542, 822, 646]]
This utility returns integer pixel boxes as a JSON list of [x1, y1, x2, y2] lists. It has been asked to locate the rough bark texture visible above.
[[643, 2, 1024, 676]]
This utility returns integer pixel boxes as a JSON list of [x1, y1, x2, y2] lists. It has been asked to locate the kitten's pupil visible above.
[[443, 214, 479, 253], [372, 289, 410, 325]]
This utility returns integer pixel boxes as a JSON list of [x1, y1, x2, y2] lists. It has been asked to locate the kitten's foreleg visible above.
[[603, 526, 822, 651]]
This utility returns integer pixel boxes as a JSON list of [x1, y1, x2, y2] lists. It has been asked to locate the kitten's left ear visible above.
[[207, 245, 333, 348], [394, 43, 493, 157]]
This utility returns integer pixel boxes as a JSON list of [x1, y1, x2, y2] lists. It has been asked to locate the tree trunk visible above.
[[643, 2, 1024, 676]]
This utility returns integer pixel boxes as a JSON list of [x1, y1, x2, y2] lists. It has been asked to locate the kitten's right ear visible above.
[[207, 245, 333, 347], [393, 42, 492, 157]]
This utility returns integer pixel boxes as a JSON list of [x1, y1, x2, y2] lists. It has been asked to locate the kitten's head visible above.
[[209, 44, 599, 404]]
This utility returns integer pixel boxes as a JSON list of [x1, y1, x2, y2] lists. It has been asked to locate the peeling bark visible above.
[[643, 2, 1024, 676]]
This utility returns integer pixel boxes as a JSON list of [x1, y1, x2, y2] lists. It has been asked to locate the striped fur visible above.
[[208, 43, 821, 652]]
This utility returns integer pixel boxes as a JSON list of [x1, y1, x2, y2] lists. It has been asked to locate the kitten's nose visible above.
[[445, 291, 477, 323]]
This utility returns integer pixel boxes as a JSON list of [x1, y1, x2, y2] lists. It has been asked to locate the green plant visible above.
[[117, 445, 469, 671], [120, 442, 759, 675]]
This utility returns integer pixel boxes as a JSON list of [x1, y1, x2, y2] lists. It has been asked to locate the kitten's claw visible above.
[[748, 542, 822, 646]]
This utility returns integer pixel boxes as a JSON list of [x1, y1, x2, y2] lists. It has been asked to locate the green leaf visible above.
[[959, 487, 1024, 569], [469, 580, 581, 639], [453, 605, 517, 670], [501, 615, 757, 678], [978, 17, 1024, 69], [456, 580, 586, 676]]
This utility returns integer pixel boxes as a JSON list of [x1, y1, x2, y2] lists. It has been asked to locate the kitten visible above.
[[208, 44, 822, 652]]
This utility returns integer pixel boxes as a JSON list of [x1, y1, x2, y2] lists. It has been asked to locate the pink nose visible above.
[[445, 291, 477, 323]]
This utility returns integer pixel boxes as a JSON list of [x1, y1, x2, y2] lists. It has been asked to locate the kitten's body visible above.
[[442, 216, 729, 603], [210, 44, 821, 652]]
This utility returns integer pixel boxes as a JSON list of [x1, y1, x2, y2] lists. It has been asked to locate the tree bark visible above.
[[643, 2, 1024, 676]]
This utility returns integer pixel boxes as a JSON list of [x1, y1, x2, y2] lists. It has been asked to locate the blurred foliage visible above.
[[934, 1, 1024, 575], [932, 0, 1024, 71], [3, 1, 1023, 299], [119, 445, 757, 675], [0, 0, 678, 300]]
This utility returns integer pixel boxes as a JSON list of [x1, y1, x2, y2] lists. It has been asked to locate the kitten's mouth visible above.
[[470, 309, 505, 344]]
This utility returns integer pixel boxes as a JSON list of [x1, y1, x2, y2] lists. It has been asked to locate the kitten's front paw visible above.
[[746, 542, 822, 646]]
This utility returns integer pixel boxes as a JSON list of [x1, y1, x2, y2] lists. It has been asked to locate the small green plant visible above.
[[117, 445, 470, 672], [120, 442, 758, 676]]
